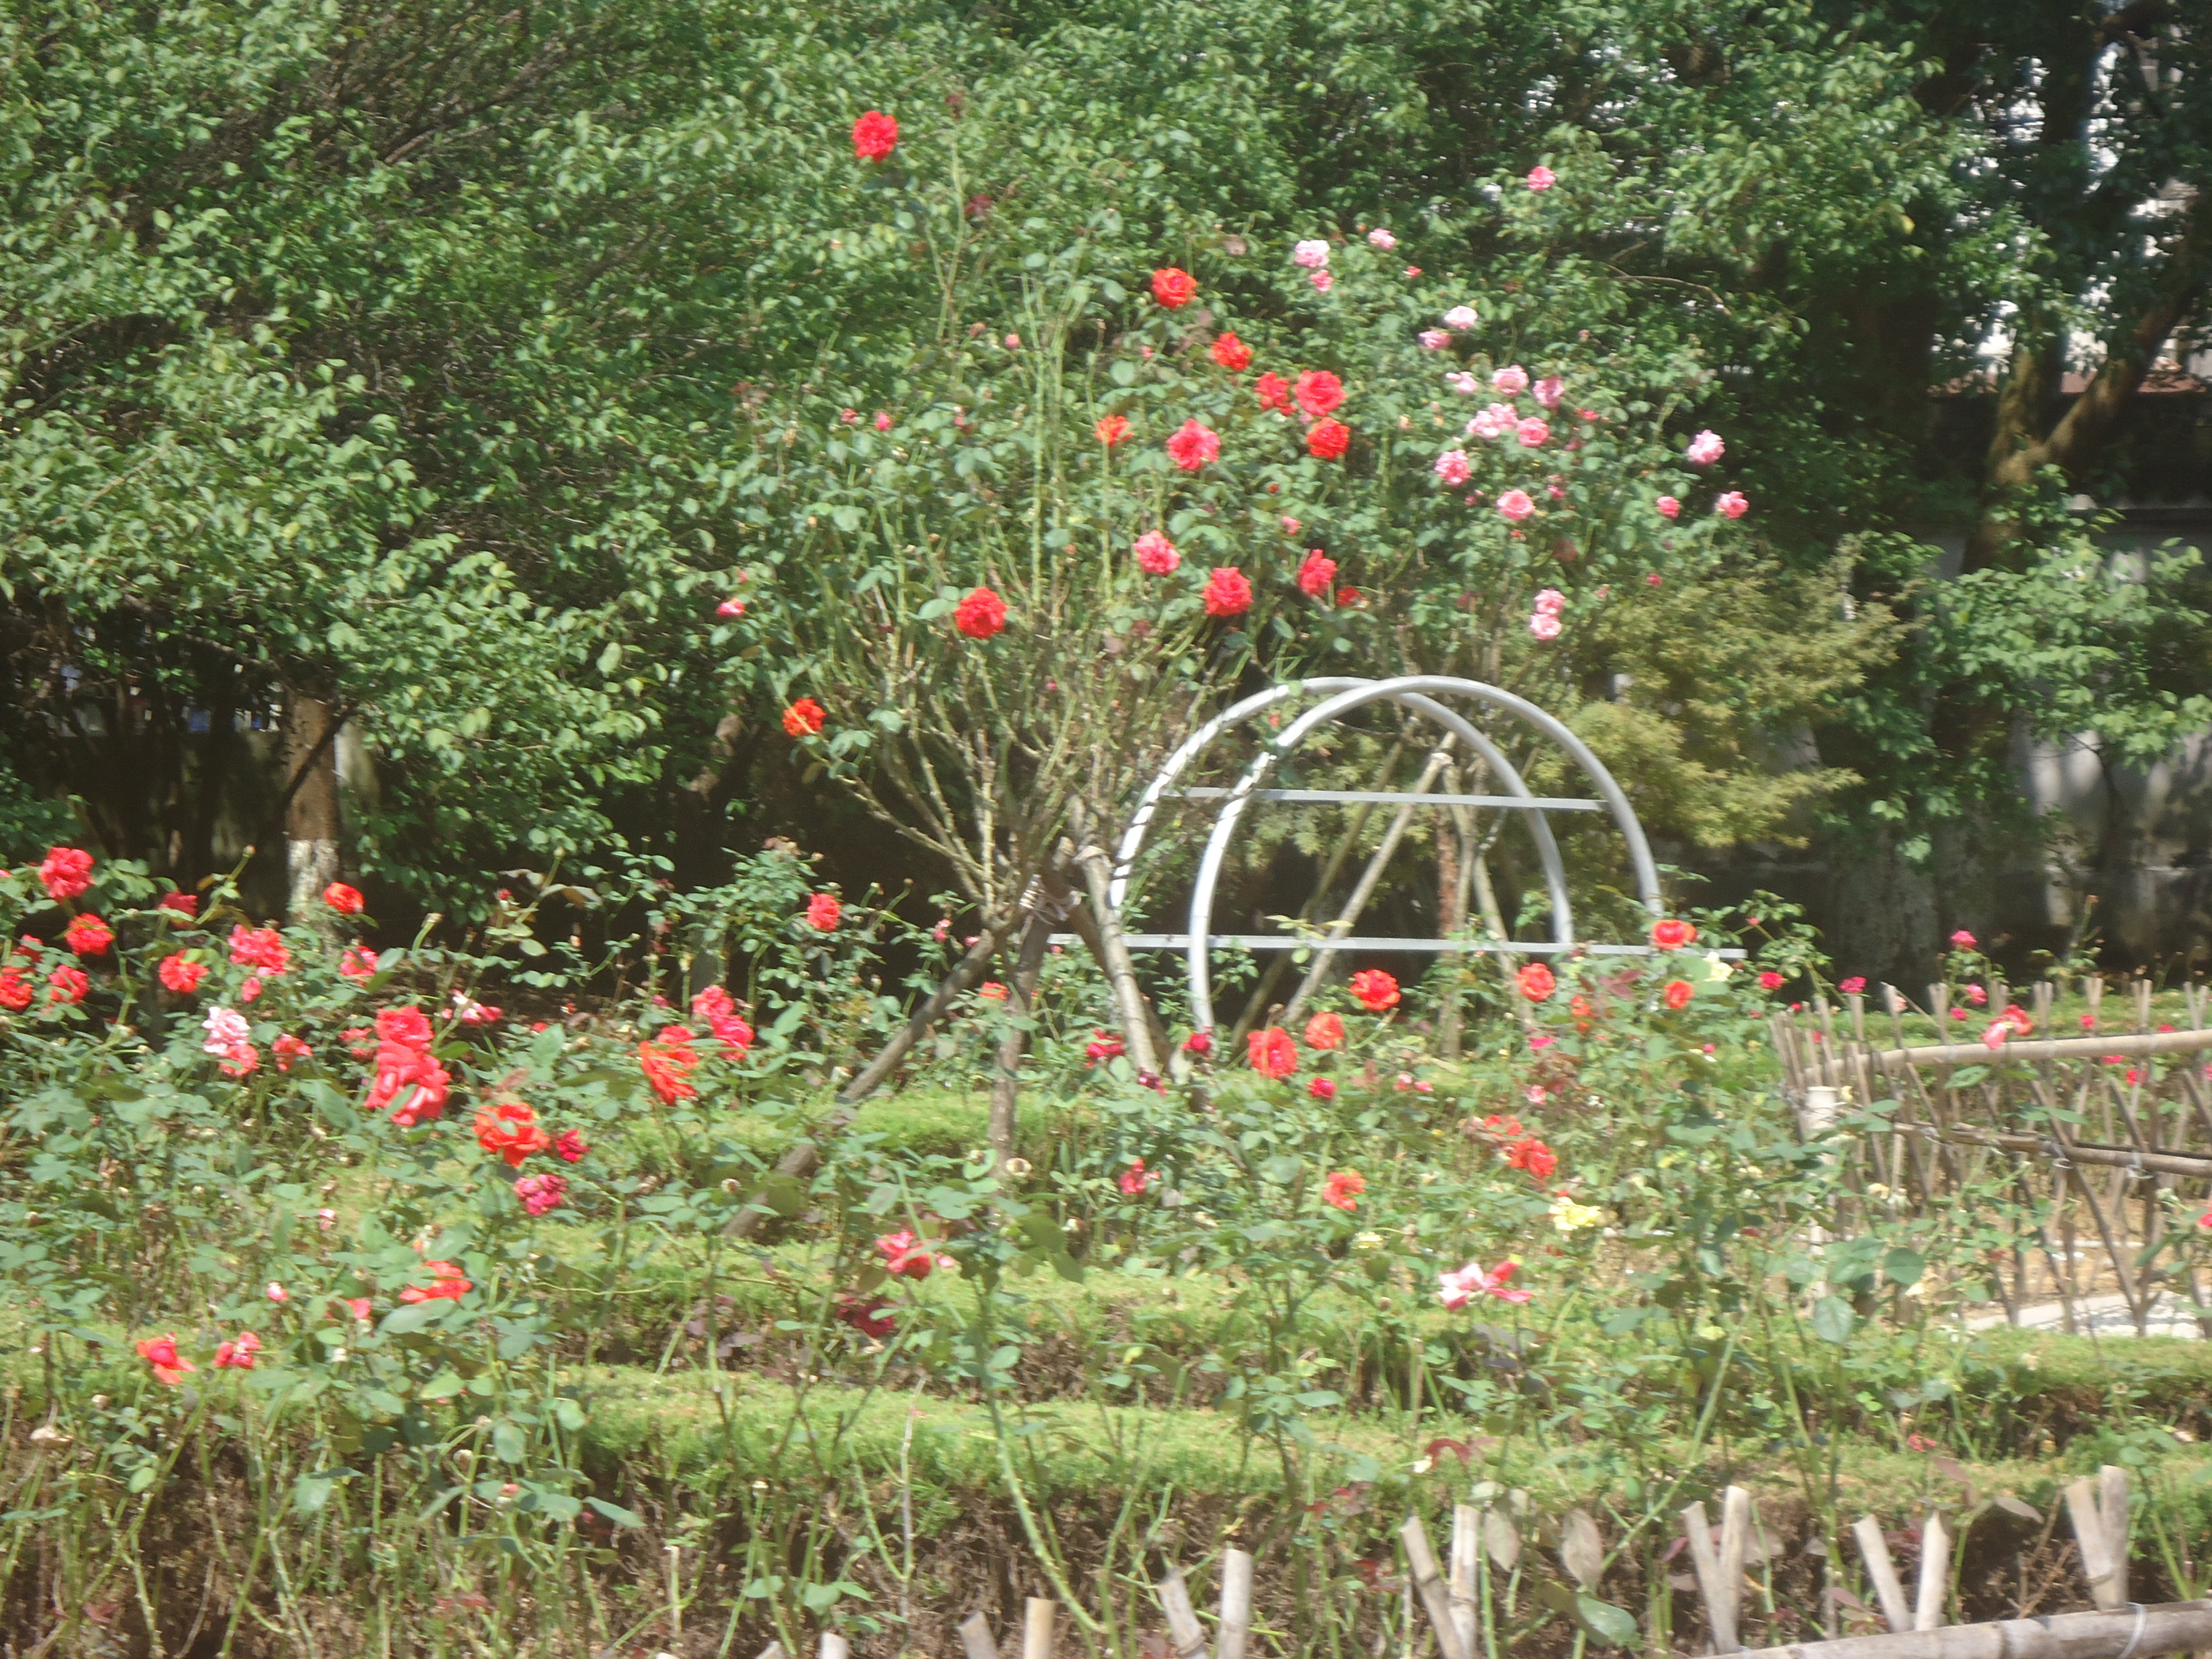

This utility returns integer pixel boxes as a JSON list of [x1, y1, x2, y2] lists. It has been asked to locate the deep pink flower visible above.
[[1438, 1260, 1530, 1309], [1528, 612, 1561, 640], [1165, 419, 1220, 471], [1686, 430, 1725, 465], [228, 926, 290, 974], [1203, 567, 1253, 617], [1134, 531, 1180, 575], [1949, 929, 1976, 949], [806, 894, 842, 932], [1308, 1076, 1337, 1100], [1296, 551, 1337, 597], [1656, 496, 1681, 519], [1434, 449, 1472, 486], [1533, 588, 1565, 614], [159, 953, 206, 993], [1293, 371, 1344, 419], [514, 1172, 569, 1216], [1526, 166, 1556, 191], [1308, 268, 1333, 293], [38, 847, 93, 901], [851, 111, 898, 161], [1839, 976, 1867, 995], [338, 946, 378, 983], [1716, 491, 1748, 519]]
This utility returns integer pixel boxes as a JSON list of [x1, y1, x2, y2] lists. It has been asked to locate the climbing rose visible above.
[[1758, 971, 1785, 991], [514, 1172, 568, 1216], [1247, 1027, 1298, 1078], [213, 1332, 261, 1371], [555, 1129, 588, 1162], [1202, 567, 1253, 617], [1534, 376, 1564, 409], [136, 1334, 196, 1385], [1368, 227, 1396, 249], [1094, 415, 1131, 446], [229, 926, 290, 974], [1516, 417, 1550, 447], [323, 882, 364, 914], [1526, 165, 1556, 190], [1418, 329, 1450, 351], [1650, 918, 1698, 950], [62, 913, 112, 955], [1663, 980, 1694, 1010], [1306, 418, 1350, 460], [338, 946, 378, 983], [38, 847, 93, 901], [1296, 551, 1336, 597], [1165, 419, 1220, 470], [637, 1029, 700, 1105], [159, 953, 206, 993], [158, 891, 197, 917], [1517, 963, 1556, 1001], [1716, 491, 1749, 519], [1292, 239, 1331, 268], [1949, 929, 1977, 949], [1497, 490, 1536, 522], [1686, 429, 1725, 465], [1322, 1170, 1366, 1211], [1840, 976, 1867, 996], [851, 111, 898, 160], [1151, 267, 1197, 308], [273, 1033, 312, 1071], [1256, 372, 1293, 414], [1309, 1076, 1337, 1101], [1434, 449, 1472, 485], [46, 966, 87, 1005], [953, 586, 1008, 639], [1210, 332, 1252, 371], [1117, 1158, 1155, 1196], [1293, 370, 1344, 418], [781, 697, 826, 737], [1304, 1010, 1345, 1050], [1445, 371, 1480, 395], [1533, 588, 1565, 614], [1134, 531, 1180, 575], [876, 1229, 935, 1279], [1349, 969, 1399, 1011], [806, 894, 842, 932], [1656, 496, 1681, 519], [399, 1261, 471, 1304], [0, 970, 27, 1011], [1528, 612, 1561, 640], [1493, 365, 1529, 394], [1443, 306, 1477, 330], [475, 1100, 551, 1166]]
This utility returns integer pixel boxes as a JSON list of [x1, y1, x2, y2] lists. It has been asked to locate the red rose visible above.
[[62, 913, 113, 955], [1663, 979, 1694, 1010], [1304, 1010, 1345, 1050], [46, 965, 88, 1005], [474, 1100, 552, 1167], [806, 893, 842, 932], [1293, 370, 1344, 419], [851, 111, 899, 161], [1516, 963, 1555, 1002], [1306, 418, 1351, 460], [953, 586, 1008, 639], [1165, 419, 1220, 472], [1210, 332, 1252, 371], [38, 846, 94, 901], [1757, 970, 1784, 991], [158, 891, 197, 918], [1202, 567, 1252, 617], [1322, 1169, 1366, 1211], [1348, 969, 1399, 1011], [1094, 414, 1131, 446], [1247, 1027, 1298, 1078], [1151, 267, 1197, 308], [637, 1031, 700, 1105], [323, 882, 365, 914], [1296, 550, 1336, 597], [159, 953, 206, 993], [1256, 372, 1292, 414], [1649, 918, 1697, 951], [782, 697, 827, 737]]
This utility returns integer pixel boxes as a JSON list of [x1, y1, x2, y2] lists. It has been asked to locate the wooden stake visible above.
[[1852, 1517, 1911, 1634], [958, 1612, 1000, 1659], [1718, 1488, 1753, 1651], [1156, 1570, 1207, 1659], [1682, 1500, 1733, 1655], [1022, 1598, 1056, 1659], [1913, 1513, 1949, 1631], [2067, 1467, 2131, 1609], [755, 1645, 788, 1659], [820, 1636, 850, 1659], [1217, 1550, 1254, 1659], [1401, 1514, 1473, 1659], [1740, 1598, 2212, 1659], [1449, 1506, 1479, 1659]]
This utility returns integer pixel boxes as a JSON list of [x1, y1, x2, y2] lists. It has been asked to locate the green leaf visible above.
[[1576, 1596, 1640, 1648], [1811, 1294, 1855, 1344], [1882, 1247, 1924, 1288], [587, 1496, 645, 1528], [492, 1421, 526, 1463]]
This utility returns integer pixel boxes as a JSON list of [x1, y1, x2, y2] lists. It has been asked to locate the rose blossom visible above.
[[806, 894, 842, 932], [1210, 332, 1252, 371], [1293, 370, 1344, 418], [1306, 418, 1350, 460], [1516, 417, 1549, 447], [1433, 449, 1472, 485], [1528, 612, 1561, 640], [1308, 268, 1333, 293], [1656, 495, 1681, 519], [1534, 375, 1563, 409], [1716, 491, 1749, 519], [1367, 227, 1396, 249], [1533, 588, 1565, 614], [1442, 306, 1477, 330], [1165, 418, 1220, 470], [1686, 429, 1725, 465], [1496, 489, 1536, 522], [1202, 567, 1252, 617], [1526, 165, 1556, 191], [1151, 267, 1197, 308], [1418, 329, 1450, 351], [1292, 239, 1331, 268], [1296, 550, 1336, 597], [1492, 364, 1529, 394], [1134, 531, 1180, 575], [953, 587, 1007, 638], [1445, 371, 1479, 395], [850, 111, 898, 161]]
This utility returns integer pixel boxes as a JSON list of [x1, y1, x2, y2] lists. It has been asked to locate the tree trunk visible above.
[[281, 688, 342, 928], [987, 912, 1055, 1170]]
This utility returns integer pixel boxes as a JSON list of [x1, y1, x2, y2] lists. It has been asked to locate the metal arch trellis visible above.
[[1097, 674, 1741, 1032]]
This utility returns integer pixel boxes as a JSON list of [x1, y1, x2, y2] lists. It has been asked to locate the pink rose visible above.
[[1418, 329, 1450, 351], [1433, 450, 1472, 486], [1655, 495, 1681, 519], [1496, 489, 1536, 522], [1526, 166, 1556, 191], [1534, 375, 1564, 409], [1309, 268, 1333, 293], [1445, 371, 1479, 395], [1533, 588, 1565, 614], [1443, 306, 1477, 330], [1716, 491, 1748, 519], [1367, 227, 1396, 249], [1492, 364, 1529, 394], [1686, 429, 1725, 465], [1528, 612, 1561, 640], [1292, 239, 1331, 268], [1516, 417, 1549, 447], [1134, 531, 1180, 575]]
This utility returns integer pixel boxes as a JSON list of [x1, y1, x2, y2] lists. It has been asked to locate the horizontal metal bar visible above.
[[1166, 788, 1600, 811], [1051, 933, 1745, 959]]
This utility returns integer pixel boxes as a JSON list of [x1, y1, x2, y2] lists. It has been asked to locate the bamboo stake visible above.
[[756, 1646, 788, 1659], [1852, 1517, 1911, 1634], [1718, 1488, 1753, 1651], [821, 1636, 850, 1659], [2066, 1479, 2122, 1610], [1683, 1499, 1735, 1655], [1156, 1570, 1207, 1659], [959, 1613, 1000, 1659], [1217, 1551, 1254, 1659], [1913, 1513, 1949, 1631], [1401, 1514, 1473, 1659], [1449, 1505, 1479, 1659], [1022, 1597, 1056, 1659], [1742, 1599, 2212, 1659]]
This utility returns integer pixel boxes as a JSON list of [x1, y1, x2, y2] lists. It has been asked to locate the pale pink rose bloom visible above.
[[1534, 375, 1564, 409], [202, 1006, 250, 1054], [1716, 491, 1749, 519], [1281, 516, 1301, 535], [1656, 496, 1681, 519], [1443, 305, 1478, 330], [1293, 239, 1331, 268], [1418, 329, 1450, 350], [1309, 268, 1333, 293], [1367, 227, 1396, 249], [1444, 371, 1479, 395], [1497, 489, 1536, 522], [1492, 364, 1529, 394], [1546, 482, 1565, 500], [1133, 531, 1180, 575], [1528, 612, 1561, 640], [1468, 410, 1506, 440], [1533, 588, 1565, 614], [1526, 165, 1556, 191], [266, 1282, 288, 1302], [1433, 450, 1472, 485], [874, 410, 892, 431], [1686, 429, 1725, 465], [1982, 1020, 2010, 1052], [1516, 417, 1549, 447]]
